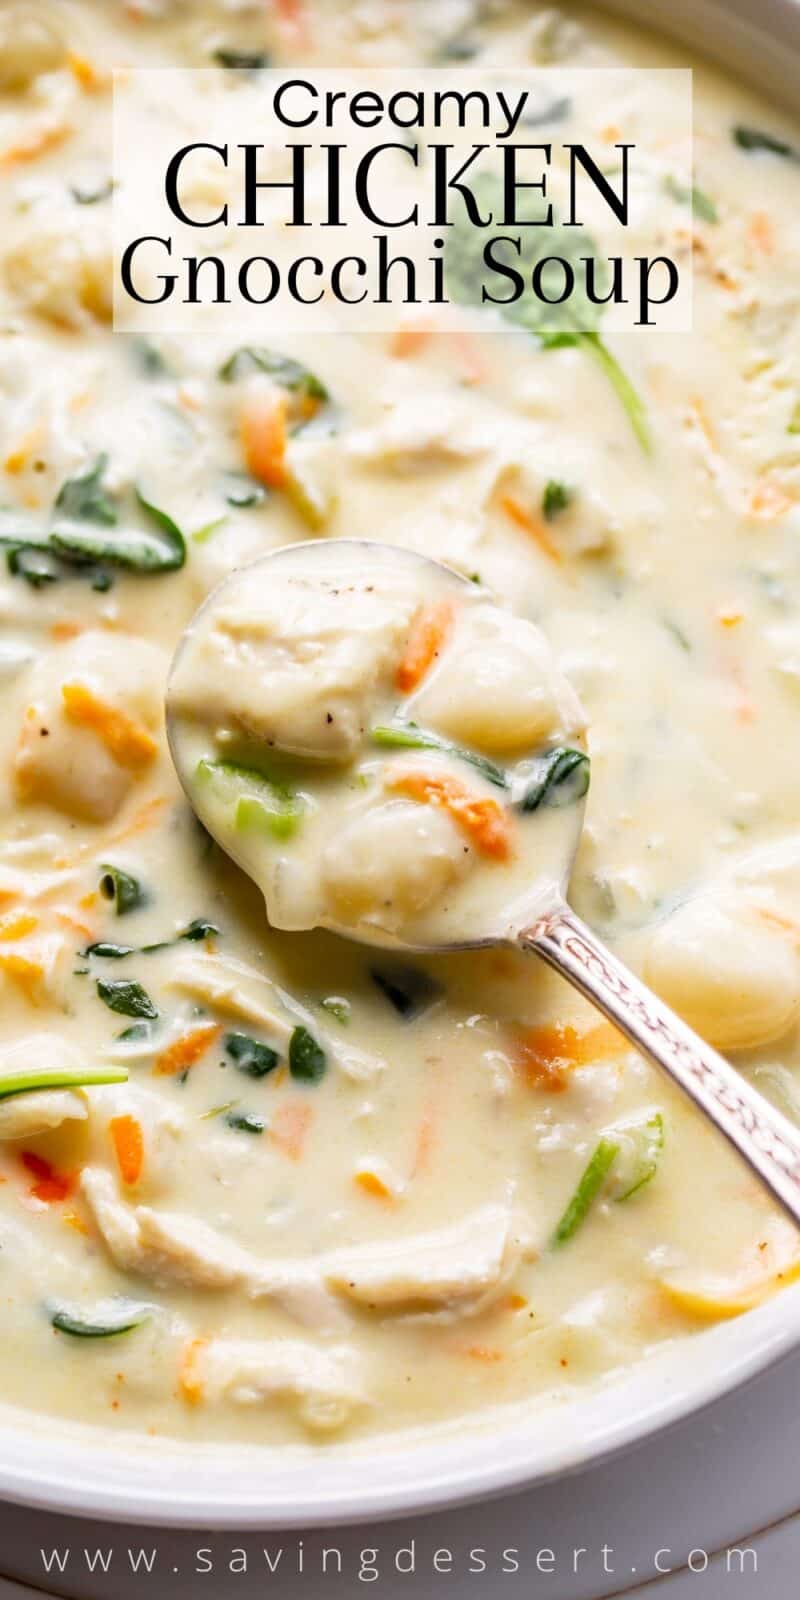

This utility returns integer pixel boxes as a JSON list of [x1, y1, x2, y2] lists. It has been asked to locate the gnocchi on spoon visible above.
[[168, 539, 800, 1227]]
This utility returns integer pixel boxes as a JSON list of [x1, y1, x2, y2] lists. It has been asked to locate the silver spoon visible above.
[[168, 539, 800, 1229]]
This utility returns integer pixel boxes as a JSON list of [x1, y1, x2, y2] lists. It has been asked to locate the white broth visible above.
[[0, 0, 797, 1448]]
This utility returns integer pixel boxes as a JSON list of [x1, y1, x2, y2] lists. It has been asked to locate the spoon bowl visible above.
[[167, 538, 800, 1229]]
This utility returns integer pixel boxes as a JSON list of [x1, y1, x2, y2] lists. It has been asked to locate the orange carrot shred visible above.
[[499, 494, 563, 564], [178, 1337, 208, 1406], [512, 1021, 625, 1091], [386, 766, 512, 860], [239, 388, 289, 489], [354, 1169, 394, 1201], [153, 1024, 221, 1078], [62, 684, 158, 770], [0, 910, 38, 942], [269, 1100, 313, 1162], [110, 1114, 144, 1187], [0, 953, 45, 1003], [21, 1151, 74, 1204], [390, 323, 433, 358], [395, 601, 454, 693]]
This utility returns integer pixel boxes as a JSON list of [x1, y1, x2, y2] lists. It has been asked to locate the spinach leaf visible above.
[[434, 35, 478, 60], [224, 1032, 279, 1078], [734, 125, 799, 161], [445, 173, 651, 453], [521, 95, 571, 127], [518, 747, 590, 812], [542, 480, 572, 521], [225, 1110, 266, 1134], [213, 48, 270, 70], [87, 919, 218, 959], [129, 338, 171, 378], [223, 472, 267, 508], [180, 918, 219, 942], [96, 979, 158, 1020], [6, 545, 61, 588], [84, 942, 135, 960], [99, 865, 145, 915], [55, 455, 117, 526], [370, 964, 443, 1020], [288, 1025, 326, 1084], [71, 177, 114, 205], [52, 488, 186, 573], [218, 347, 328, 404], [50, 1300, 150, 1338], [663, 175, 718, 224]]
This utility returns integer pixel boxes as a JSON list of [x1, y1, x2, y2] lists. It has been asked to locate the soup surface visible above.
[[0, 0, 799, 1449]]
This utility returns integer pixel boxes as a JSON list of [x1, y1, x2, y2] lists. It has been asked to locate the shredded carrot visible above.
[[755, 906, 800, 945], [274, 0, 308, 46], [390, 323, 433, 358], [354, 1168, 394, 1201], [386, 766, 512, 860], [1, 123, 72, 168], [506, 1293, 528, 1311], [178, 1337, 207, 1406], [106, 795, 167, 847], [21, 1152, 74, 1204], [395, 601, 454, 693], [4, 423, 45, 476], [747, 480, 792, 522], [63, 1209, 91, 1236], [153, 1024, 221, 1078], [499, 494, 563, 564], [239, 387, 289, 489], [79, 891, 98, 911], [450, 329, 487, 386], [688, 395, 718, 452], [50, 620, 87, 643], [412, 1112, 436, 1176], [463, 1344, 504, 1363], [0, 953, 45, 1003], [269, 1100, 313, 1162], [512, 1020, 625, 1091], [55, 911, 93, 940], [717, 606, 743, 628], [67, 52, 106, 92], [62, 683, 158, 770], [0, 910, 38, 943], [110, 1115, 145, 1187], [748, 211, 775, 254]]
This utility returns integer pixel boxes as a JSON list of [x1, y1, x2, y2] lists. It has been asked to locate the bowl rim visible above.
[[1, 1278, 800, 1528], [3, 0, 800, 1532]]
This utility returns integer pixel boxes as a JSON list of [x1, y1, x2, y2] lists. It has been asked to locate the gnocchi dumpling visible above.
[[14, 631, 166, 822], [410, 604, 585, 755], [170, 580, 416, 763], [320, 798, 471, 930], [642, 889, 800, 1051], [4, 216, 113, 330]]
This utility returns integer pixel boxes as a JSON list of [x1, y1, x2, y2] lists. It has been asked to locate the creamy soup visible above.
[[167, 539, 588, 945], [0, 0, 799, 1450]]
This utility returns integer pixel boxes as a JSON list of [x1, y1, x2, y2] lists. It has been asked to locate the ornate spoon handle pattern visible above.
[[520, 899, 800, 1228]]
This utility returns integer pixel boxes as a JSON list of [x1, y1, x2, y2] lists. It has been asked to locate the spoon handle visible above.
[[519, 898, 800, 1229]]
